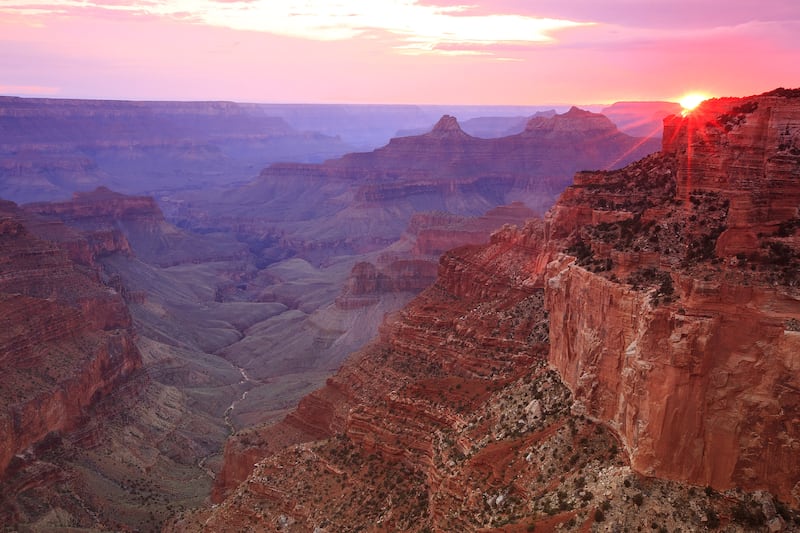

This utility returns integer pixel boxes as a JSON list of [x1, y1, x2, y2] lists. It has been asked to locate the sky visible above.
[[1, 0, 798, 105]]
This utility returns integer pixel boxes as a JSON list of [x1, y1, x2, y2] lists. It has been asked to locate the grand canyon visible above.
[[1, 88, 799, 533]]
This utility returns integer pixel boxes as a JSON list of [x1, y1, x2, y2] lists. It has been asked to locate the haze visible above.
[[2, 0, 798, 105]]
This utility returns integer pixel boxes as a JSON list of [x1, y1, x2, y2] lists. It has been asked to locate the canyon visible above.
[[0, 99, 666, 530], [175, 89, 800, 531], [0, 97, 573, 204], [5, 91, 789, 531]]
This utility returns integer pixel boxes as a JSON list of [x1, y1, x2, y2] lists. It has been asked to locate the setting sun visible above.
[[679, 92, 711, 114]]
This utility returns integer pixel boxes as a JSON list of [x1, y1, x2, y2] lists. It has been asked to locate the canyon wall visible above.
[[176, 109, 660, 266], [547, 90, 800, 505], [0, 201, 141, 478], [0, 96, 353, 203], [26, 186, 247, 266]]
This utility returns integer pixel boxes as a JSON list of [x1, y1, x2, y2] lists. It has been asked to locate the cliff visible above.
[[187, 221, 586, 529], [0, 200, 141, 482], [180, 89, 800, 531], [25, 186, 247, 266], [407, 202, 538, 257], [547, 89, 800, 504]]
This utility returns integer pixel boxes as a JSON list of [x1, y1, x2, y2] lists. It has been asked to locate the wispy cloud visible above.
[[0, 0, 592, 55], [0, 84, 59, 95]]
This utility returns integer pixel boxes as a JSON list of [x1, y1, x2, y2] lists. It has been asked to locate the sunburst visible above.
[[679, 92, 710, 115]]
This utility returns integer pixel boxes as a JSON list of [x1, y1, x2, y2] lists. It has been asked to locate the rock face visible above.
[[183, 90, 800, 531], [407, 202, 538, 257], [2, 188, 261, 530], [188, 221, 591, 529], [0, 200, 141, 481]]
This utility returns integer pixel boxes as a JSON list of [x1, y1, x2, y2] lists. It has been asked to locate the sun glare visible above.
[[679, 92, 710, 115]]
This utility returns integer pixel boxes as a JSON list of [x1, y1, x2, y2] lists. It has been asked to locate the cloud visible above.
[[0, 0, 592, 55], [0, 84, 59, 95], [416, 0, 799, 29]]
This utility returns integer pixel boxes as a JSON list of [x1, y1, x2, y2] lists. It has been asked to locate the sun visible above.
[[679, 92, 710, 115]]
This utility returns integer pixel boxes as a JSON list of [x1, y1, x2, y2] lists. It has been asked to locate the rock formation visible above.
[[0, 96, 353, 202], [25, 186, 247, 266], [548, 89, 800, 505], [406, 202, 538, 257], [1, 188, 264, 530], [176, 108, 660, 266], [0, 200, 141, 483], [177, 90, 800, 531]]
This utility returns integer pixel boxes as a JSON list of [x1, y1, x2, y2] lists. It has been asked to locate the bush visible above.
[[705, 508, 720, 529], [731, 501, 766, 527], [566, 238, 594, 265]]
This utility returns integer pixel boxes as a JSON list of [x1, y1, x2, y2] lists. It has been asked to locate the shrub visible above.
[[566, 238, 594, 265], [705, 508, 720, 529]]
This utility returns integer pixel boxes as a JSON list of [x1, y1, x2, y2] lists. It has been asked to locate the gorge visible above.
[[2, 91, 798, 531]]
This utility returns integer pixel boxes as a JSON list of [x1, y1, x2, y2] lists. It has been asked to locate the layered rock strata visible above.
[[0, 201, 141, 480], [25, 186, 247, 266], [547, 90, 800, 505], [174, 109, 660, 265]]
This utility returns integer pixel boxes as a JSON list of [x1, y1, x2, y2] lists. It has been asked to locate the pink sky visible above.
[[1, 0, 798, 105]]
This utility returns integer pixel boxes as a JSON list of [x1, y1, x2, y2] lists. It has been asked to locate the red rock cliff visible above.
[[0, 200, 141, 479], [547, 89, 800, 505]]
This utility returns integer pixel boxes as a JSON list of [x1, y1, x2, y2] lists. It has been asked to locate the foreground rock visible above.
[[549, 88, 800, 505]]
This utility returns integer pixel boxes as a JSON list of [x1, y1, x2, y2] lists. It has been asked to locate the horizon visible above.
[[2, 0, 798, 105], [0, 92, 683, 108]]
